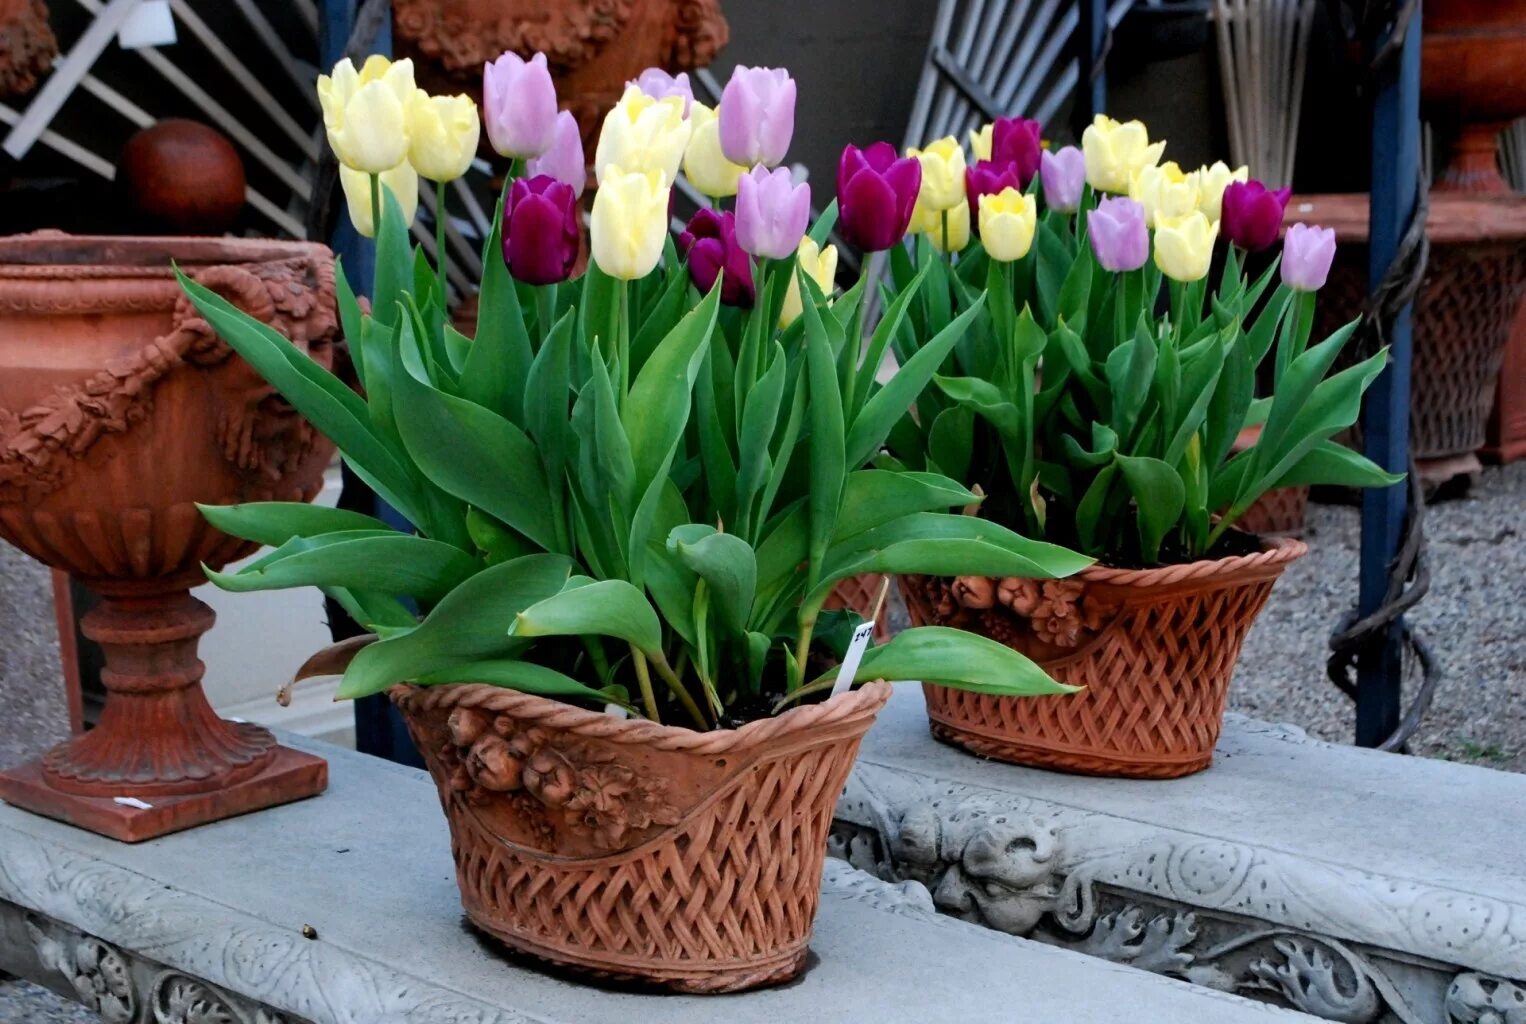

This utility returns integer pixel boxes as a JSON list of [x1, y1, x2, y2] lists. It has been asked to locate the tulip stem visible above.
[[616, 279, 630, 397], [368, 173, 380, 240], [537, 284, 557, 343], [629, 644, 661, 724], [435, 179, 448, 308]]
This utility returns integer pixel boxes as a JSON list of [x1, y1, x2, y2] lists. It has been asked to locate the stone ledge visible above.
[[0, 732, 1320, 1024], [832, 688, 1526, 1024]]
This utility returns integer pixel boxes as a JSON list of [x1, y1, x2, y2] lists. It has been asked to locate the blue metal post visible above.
[[1357, 6, 1421, 747], [1072, 0, 1108, 137]]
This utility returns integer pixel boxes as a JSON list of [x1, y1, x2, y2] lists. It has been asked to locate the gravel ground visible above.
[[1230, 462, 1526, 771], [0, 980, 98, 1022]]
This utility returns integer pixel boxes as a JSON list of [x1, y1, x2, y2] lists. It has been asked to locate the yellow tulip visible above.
[[969, 123, 994, 162], [1195, 160, 1249, 221], [779, 236, 839, 327], [594, 85, 692, 185], [406, 91, 479, 182], [908, 135, 966, 212], [978, 187, 1037, 262], [590, 165, 670, 280], [682, 102, 746, 199], [318, 55, 416, 174], [339, 161, 418, 238], [1153, 210, 1219, 282], [923, 198, 970, 253], [1081, 114, 1165, 194], [1129, 161, 1200, 228]]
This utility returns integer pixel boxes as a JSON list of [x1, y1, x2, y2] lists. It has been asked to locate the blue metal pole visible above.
[[1356, 6, 1421, 747]]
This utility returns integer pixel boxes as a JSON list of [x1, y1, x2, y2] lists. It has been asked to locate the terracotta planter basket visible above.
[[901, 537, 1305, 779], [392, 681, 890, 992], [1236, 485, 1310, 537], [822, 572, 893, 641]]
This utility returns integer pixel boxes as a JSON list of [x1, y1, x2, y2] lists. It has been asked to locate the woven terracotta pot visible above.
[[822, 573, 893, 641], [901, 537, 1306, 778], [392, 681, 890, 992]]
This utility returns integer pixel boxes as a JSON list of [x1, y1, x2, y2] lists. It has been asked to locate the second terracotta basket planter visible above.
[[901, 537, 1306, 778], [393, 681, 890, 992]]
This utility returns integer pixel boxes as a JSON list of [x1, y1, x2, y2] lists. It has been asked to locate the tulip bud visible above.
[[318, 56, 416, 174], [526, 110, 587, 198], [779, 236, 838, 327], [590, 165, 670, 281], [483, 51, 559, 159], [682, 102, 746, 199], [406, 92, 479, 182], [718, 66, 796, 168], [908, 136, 966, 213], [735, 165, 811, 260], [1153, 210, 1219, 283], [969, 117, 1042, 188], [1040, 146, 1086, 213], [1281, 223, 1337, 292], [1082, 114, 1165, 194], [594, 85, 692, 185], [1088, 196, 1149, 272], [1196, 161, 1249, 221], [1221, 180, 1291, 252], [965, 160, 1021, 208], [1130, 161, 1200, 229], [978, 188, 1036, 262], [837, 142, 922, 252], [339, 161, 418, 238], [503, 175, 579, 285], [629, 68, 693, 117], [678, 208, 754, 308]]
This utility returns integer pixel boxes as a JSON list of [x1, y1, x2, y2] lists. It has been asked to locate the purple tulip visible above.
[[988, 116, 1043, 188], [1221, 180, 1292, 252], [735, 165, 810, 260], [526, 110, 586, 198], [503, 175, 579, 285], [1040, 146, 1085, 213], [1088, 196, 1149, 272], [483, 51, 559, 159], [1281, 223, 1337, 292], [678, 208, 755, 308], [965, 160, 1022, 207], [718, 66, 796, 168], [837, 142, 922, 252], [630, 67, 693, 117]]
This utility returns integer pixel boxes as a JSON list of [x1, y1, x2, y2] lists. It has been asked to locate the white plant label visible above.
[[604, 703, 629, 719], [830, 621, 877, 697]]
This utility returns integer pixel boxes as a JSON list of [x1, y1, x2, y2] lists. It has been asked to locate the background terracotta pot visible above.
[[392, 681, 890, 992], [901, 537, 1306, 779]]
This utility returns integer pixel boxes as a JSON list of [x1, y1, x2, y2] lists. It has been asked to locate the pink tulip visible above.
[[1089, 196, 1149, 272], [735, 165, 810, 260], [630, 68, 693, 117], [1040, 146, 1086, 213], [526, 110, 586, 198], [1281, 223, 1337, 292], [718, 66, 796, 168], [483, 51, 558, 159]]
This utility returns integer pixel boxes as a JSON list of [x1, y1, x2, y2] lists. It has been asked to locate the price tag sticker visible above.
[[830, 620, 878, 697]]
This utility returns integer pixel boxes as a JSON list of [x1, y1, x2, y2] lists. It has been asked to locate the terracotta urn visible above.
[[0, 234, 336, 842], [1423, 1, 1526, 194]]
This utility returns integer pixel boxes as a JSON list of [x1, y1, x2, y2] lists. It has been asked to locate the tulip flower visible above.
[[1089, 196, 1149, 272], [718, 66, 796, 168], [318, 55, 416, 174], [682, 102, 746, 199], [922, 198, 970, 253], [735, 165, 811, 260], [969, 116, 1042, 188], [405, 92, 479, 182], [1082, 114, 1165, 194], [483, 51, 559, 159], [837, 142, 921, 252], [1196, 160, 1249, 221], [339, 161, 418, 238], [978, 188, 1037, 262], [630, 68, 693, 117], [1130, 161, 1200, 229], [526, 110, 587, 198], [908, 135, 966, 213], [1281, 223, 1337, 292], [965, 160, 1021, 208], [594, 84, 692, 184], [1153, 210, 1219, 283], [1221, 180, 1292, 252], [590, 165, 670, 281], [678, 208, 754, 308], [1040, 146, 1085, 213], [779, 236, 838, 327], [502, 174, 579, 285]]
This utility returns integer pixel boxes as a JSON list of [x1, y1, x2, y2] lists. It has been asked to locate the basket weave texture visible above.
[[823, 573, 892, 641], [392, 681, 889, 992], [901, 537, 1305, 778], [1236, 485, 1310, 537]]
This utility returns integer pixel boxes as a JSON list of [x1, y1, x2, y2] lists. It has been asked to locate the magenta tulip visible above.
[[718, 66, 796, 168], [1221, 180, 1292, 252], [965, 160, 1022, 207], [630, 67, 693, 116], [837, 142, 922, 252], [735, 165, 810, 260], [989, 116, 1043, 188], [1281, 223, 1337, 292], [1089, 196, 1149, 272], [483, 51, 558, 159], [526, 110, 586, 198], [678, 208, 754, 308], [502, 174, 578, 285], [1040, 146, 1085, 213]]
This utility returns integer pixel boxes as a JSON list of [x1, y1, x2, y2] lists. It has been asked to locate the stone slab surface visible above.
[[0, 732, 1318, 1024]]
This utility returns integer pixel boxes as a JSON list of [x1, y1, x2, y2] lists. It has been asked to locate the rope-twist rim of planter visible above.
[[1071, 535, 1307, 587]]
